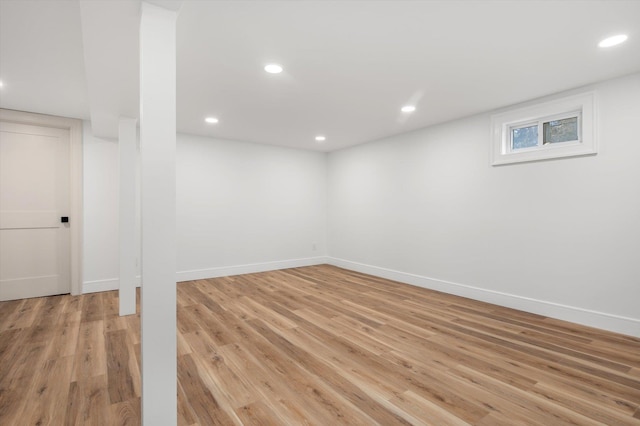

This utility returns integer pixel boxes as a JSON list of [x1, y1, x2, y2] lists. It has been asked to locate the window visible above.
[[508, 111, 580, 152], [491, 92, 596, 165]]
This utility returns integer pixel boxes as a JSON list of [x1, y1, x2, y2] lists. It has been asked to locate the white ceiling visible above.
[[0, 0, 89, 121], [1, 1, 639, 152]]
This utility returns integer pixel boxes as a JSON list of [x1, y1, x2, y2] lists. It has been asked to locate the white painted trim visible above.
[[82, 256, 327, 293], [327, 257, 640, 338], [83, 257, 327, 293], [0, 108, 83, 296], [118, 117, 138, 316], [176, 256, 329, 282], [83, 276, 142, 294], [140, 4, 179, 423]]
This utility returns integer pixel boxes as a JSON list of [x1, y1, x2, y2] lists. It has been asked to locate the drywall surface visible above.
[[175, 133, 327, 280], [83, 129, 327, 290], [83, 122, 119, 289], [82, 73, 638, 335], [327, 73, 640, 336]]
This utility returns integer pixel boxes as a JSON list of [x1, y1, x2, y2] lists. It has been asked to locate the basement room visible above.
[[0, 1, 639, 425]]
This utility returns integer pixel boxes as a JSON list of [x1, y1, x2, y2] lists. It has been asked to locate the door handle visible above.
[[61, 217, 69, 223]]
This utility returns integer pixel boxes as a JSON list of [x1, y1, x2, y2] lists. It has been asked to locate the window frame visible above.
[[491, 92, 597, 166]]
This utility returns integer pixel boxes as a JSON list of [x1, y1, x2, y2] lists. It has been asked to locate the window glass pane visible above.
[[543, 116, 578, 144], [511, 125, 538, 150]]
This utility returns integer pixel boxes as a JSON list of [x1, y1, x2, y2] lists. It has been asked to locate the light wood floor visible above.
[[1, 265, 639, 425]]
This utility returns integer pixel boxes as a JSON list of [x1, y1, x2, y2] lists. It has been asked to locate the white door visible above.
[[0, 121, 71, 300]]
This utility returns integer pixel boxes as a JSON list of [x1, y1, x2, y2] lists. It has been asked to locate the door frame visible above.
[[1, 108, 83, 296]]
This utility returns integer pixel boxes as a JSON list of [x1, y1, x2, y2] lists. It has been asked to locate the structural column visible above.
[[140, 2, 178, 424], [118, 117, 138, 317]]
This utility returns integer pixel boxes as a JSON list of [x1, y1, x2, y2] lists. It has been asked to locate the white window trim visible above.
[[491, 91, 597, 166]]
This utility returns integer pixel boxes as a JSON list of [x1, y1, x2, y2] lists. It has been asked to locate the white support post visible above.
[[140, 2, 177, 424], [119, 117, 138, 317]]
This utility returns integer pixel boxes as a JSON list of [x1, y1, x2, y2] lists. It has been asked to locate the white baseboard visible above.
[[83, 277, 141, 294], [327, 257, 640, 338], [175, 256, 329, 282], [82, 257, 327, 294], [84, 256, 639, 337]]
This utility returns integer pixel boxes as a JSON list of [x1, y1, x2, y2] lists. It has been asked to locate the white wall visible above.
[[82, 73, 639, 336], [175, 133, 327, 280], [327, 73, 640, 336], [82, 128, 327, 292], [83, 122, 120, 291]]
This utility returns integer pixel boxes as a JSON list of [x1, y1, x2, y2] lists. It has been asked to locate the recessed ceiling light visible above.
[[0, 80, 3, 88], [204, 117, 219, 124], [264, 63, 283, 74], [401, 105, 416, 113], [315, 135, 326, 142], [598, 34, 628, 48]]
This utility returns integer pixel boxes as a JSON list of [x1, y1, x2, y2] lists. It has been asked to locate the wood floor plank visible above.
[[0, 329, 24, 377], [65, 374, 113, 426], [71, 319, 107, 381], [246, 317, 414, 425], [437, 332, 640, 417], [218, 341, 331, 425], [182, 329, 256, 409], [64, 380, 82, 425], [529, 381, 640, 426], [389, 390, 471, 426], [0, 299, 21, 328], [177, 380, 198, 426], [184, 303, 237, 346], [274, 322, 408, 401], [442, 362, 605, 426], [32, 294, 66, 327], [1, 298, 42, 331], [81, 293, 104, 323], [111, 397, 141, 426], [46, 310, 81, 360], [103, 291, 120, 319], [177, 353, 239, 425], [235, 400, 282, 426], [0, 337, 49, 424], [237, 320, 380, 425], [105, 329, 136, 404], [1, 264, 639, 425], [26, 355, 74, 426], [62, 293, 83, 314], [127, 338, 142, 399], [263, 305, 490, 423]]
